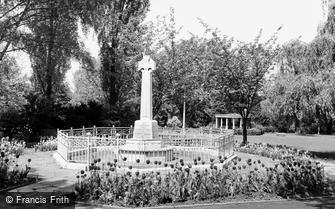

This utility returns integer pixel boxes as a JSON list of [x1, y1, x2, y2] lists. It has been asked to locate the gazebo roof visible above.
[[215, 113, 250, 118]]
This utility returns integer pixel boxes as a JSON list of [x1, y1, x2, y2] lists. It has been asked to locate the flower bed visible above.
[[74, 156, 334, 207], [234, 141, 312, 160], [0, 138, 31, 189], [0, 137, 26, 157], [34, 136, 57, 152]]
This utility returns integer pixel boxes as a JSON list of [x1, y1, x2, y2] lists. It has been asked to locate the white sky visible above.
[[147, 0, 323, 43], [16, 0, 324, 89]]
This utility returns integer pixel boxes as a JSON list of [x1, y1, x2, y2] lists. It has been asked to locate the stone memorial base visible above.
[[133, 120, 159, 140], [119, 119, 173, 163], [119, 139, 174, 163]]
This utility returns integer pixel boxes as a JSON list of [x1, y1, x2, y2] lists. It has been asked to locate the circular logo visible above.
[[6, 196, 13, 204]]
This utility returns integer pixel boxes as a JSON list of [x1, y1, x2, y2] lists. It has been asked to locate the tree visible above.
[[22, 0, 88, 99], [211, 30, 279, 144], [308, 35, 335, 133], [0, 0, 35, 61], [0, 55, 29, 138], [149, 11, 215, 127], [71, 66, 104, 105], [0, 55, 28, 111], [263, 33, 335, 134], [80, 0, 150, 111]]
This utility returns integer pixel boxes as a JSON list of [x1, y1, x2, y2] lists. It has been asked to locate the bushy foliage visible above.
[[166, 116, 182, 128], [234, 128, 264, 136], [34, 136, 57, 152], [74, 156, 333, 207], [264, 35, 335, 134]]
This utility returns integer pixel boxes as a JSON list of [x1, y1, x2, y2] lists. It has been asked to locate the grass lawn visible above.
[[235, 133, 335, 152]]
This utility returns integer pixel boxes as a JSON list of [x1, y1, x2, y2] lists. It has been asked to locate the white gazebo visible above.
[[215, 113, 250, 129]]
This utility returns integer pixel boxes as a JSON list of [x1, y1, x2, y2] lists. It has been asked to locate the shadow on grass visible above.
[[310, 151, 335, 160]]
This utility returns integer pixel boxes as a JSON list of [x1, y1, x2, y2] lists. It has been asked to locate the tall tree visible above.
[[80, 0, 150, 111], [0, 55, 28, 111], [0, 0, 35, 61], [22, 0, 86, 99], [211, 30, 279, 144]]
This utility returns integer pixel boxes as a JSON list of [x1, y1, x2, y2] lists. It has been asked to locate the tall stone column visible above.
[[133, 55, 159, 140], [139, 62, 153, 120]]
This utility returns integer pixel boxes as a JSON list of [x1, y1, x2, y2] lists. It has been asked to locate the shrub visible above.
[[254, 124, 276, 133], [166, 116, 182, 128], [234, 127, 264, 135]]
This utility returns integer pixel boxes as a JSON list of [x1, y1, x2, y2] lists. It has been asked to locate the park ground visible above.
[[9, 133, 335, 209]]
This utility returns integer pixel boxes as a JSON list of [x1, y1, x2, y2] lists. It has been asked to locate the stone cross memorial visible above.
[[119, 54, 173, 163], [132, 55, 159, 140]]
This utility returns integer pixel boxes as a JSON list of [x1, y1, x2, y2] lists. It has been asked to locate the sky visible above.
[[147, 0, 323, 43], [16, 0, 324, 90]]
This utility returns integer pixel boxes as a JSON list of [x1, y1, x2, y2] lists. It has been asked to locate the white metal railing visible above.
[[56, 126, 234, 169]]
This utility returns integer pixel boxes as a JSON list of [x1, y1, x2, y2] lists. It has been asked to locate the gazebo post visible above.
[[225, 118, 228, 130], [232, 118, 235, 129]]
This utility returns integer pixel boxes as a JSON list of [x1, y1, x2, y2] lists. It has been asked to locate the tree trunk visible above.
[[326, 119, 333, 134], [294, 115, 300, 134], [242, 116, 247, 145], [45, 8, 56, 99]]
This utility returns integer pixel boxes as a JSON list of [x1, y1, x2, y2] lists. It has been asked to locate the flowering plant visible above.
[[0, 137, 25, 157], [75, 156, 333, 207], [34, 136, 57, 152], [0, 138, 31, 189], [234, 141, 311, 160]]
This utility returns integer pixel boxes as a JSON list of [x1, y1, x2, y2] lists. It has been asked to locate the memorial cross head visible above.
[[138, 55, 156, 72]]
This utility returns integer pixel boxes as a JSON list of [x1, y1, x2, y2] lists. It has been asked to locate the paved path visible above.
[[11, 148, 80, 192], [74, 198, 335, 209]]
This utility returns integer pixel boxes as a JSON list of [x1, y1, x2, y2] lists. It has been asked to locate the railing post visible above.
[[93, 125, 96, 136], [82, 126, 86, 136], [112, 125, 115, 137], [87, 133, 91, 168], [130, 125, 133, 136], [70, 127, 73, 136], [57, 128, 60, 155]]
